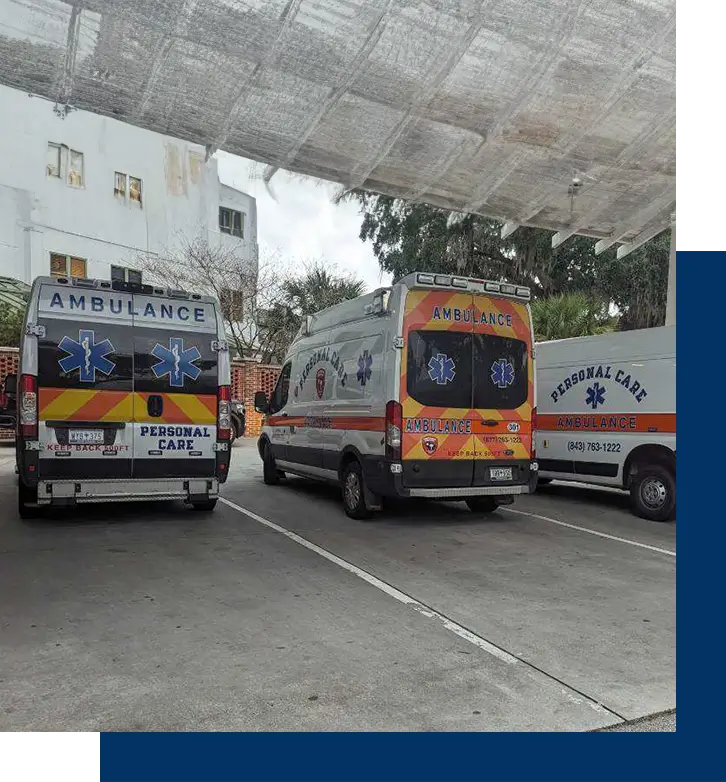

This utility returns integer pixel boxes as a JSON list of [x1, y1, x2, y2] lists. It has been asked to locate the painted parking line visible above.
[[502, 508, 676, 558], [219, 496, 620, 720]]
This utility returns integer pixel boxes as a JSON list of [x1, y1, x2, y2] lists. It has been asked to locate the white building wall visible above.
[[0, 84, 257, 284]]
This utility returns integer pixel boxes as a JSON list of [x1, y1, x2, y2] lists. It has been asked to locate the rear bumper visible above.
[[36, 477, 219, 505], [364, 456, 538, 499]]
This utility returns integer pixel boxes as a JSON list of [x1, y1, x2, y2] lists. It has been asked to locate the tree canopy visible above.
[[351, 192, 670, 331]]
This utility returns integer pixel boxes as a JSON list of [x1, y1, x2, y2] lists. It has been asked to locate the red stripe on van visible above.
[[537, 413, 676, 434]]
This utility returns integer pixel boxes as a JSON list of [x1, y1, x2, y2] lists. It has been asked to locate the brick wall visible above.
[[0, 347, 19, 442], [231, 359, 281, 438]]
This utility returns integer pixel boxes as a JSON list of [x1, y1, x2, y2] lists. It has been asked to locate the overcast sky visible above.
[[216, 152, 392, 292]]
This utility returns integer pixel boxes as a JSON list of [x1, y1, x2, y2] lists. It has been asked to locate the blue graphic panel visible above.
[[58, 329, 116, 383], [357, 350, 373, 386], [585, 381, 607, 409], [427, 353, 456, 385], [151, 337, 202, 388], [490, 358, 515, 389]]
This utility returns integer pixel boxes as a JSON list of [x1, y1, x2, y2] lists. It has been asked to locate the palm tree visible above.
[[282, 264, 366, 315], [260, 263, 366, 362], [531, 292, 617, 342]]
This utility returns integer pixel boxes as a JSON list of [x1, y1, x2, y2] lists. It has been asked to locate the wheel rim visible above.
[[344, 471, 361, 509], [640, 477, 668, 510]]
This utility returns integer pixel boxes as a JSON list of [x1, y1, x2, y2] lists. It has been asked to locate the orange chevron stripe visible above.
[[70, 391, 130, 421]]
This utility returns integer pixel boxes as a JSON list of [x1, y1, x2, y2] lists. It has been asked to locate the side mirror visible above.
[[3, 373, 16, 395], [253, 391, 268, 413]]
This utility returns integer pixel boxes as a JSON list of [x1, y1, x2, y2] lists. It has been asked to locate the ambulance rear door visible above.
[[131, 294, 218, 479], [36, 282, 134, 480], [470, 293, 533, 487]]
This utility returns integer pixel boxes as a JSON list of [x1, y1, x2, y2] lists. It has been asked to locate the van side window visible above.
[[268, 362, 291, 415]]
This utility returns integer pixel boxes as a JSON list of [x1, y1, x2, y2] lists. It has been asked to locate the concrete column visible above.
[[665, 222, 675, 326]]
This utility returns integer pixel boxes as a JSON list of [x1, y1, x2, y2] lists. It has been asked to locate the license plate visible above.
[[68, 429, 104, 445], [490, 467, 512, 481]]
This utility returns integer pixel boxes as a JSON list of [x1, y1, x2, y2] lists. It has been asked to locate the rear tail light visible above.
[[217, 385, 231, 440], [19, 374, 38, 439], [531, 406, 537, 459], [385, 400, 402, 461]]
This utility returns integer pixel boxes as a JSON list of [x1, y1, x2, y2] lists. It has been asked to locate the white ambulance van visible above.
[[535, 326, 675, 521], [254, 273, 538, 518], [16, 275, 232, 517]]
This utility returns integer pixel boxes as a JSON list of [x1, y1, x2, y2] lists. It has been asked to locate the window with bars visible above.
[[219, 207, 244, 238], [50, 253, 87, 278], [111, 265, 142, 284]]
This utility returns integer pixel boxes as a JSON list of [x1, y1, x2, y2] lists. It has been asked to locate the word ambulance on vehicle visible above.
[[535, 326, 675, 521], [16, 275, 232, 517], [254, 273, 538, 519]]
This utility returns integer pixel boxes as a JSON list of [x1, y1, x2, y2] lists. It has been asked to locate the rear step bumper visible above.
[[36, 477, 219, 505], [406, 484, 530, 498]]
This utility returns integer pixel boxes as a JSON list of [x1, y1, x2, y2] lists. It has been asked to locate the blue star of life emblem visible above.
[[151, 337, 202, 388], [428, 352, 456, 385], [585, 382, 606, 410], [490, 359, 515, 389], [58, 329, 116, 383], [357, 350, 373, 386]]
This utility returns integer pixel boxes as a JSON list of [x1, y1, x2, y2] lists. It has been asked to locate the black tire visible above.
[[341, 460, 373, 520], [466, 497, 498, 514], [262, 443, 282, 485], [18, 480, 39, 519], [630, 463, 675, 522], [192, 499, 217, 512]]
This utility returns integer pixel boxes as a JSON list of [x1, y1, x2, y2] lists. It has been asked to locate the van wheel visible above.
[[192, 499, 217, 512], [263, 444, 283, 485], [466, 497, 498, 514], [630, 464, 675, 522], [18, 480, 39, 519], [341, 460, 373, 520]]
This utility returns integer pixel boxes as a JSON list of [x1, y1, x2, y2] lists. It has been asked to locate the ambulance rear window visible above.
[[406, 330, 472, 409], [474, 334, 528, 410], [407, 330, 528, 410]]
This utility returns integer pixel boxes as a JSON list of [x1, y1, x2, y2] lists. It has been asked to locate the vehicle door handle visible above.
[[281, 411, 289, 417], [482, 419, 498, 427], [147, 394, 163, 418]]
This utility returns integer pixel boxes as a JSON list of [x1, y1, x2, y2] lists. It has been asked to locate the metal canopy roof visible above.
[[0, 0, 675, 255]]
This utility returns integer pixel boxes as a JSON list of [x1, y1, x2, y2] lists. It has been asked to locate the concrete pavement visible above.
[[0, 441, 675, 731]]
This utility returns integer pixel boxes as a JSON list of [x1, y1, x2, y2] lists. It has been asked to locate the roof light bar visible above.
[[484, 282, 500, 293], [417, 273, 435, 285], [434, 274, 451, 286], [500, 283, 516, 295], [451, 277, 468, 288], [515, 286, 531, 299]]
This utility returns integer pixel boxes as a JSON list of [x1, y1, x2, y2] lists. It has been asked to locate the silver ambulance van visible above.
[[16, 276, 232, 517]]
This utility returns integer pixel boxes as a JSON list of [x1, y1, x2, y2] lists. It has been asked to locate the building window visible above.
[[114, 172, 126, 198], [50, 253, 87, 278], [219, 207, 244, 238], [129, 176, 142, 205], [220, 287, 245, 320], [111, 265, 142, 284], [46, 143, 61, 178], [68, 150, 84, 186], [114, 172, 143, 206]]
